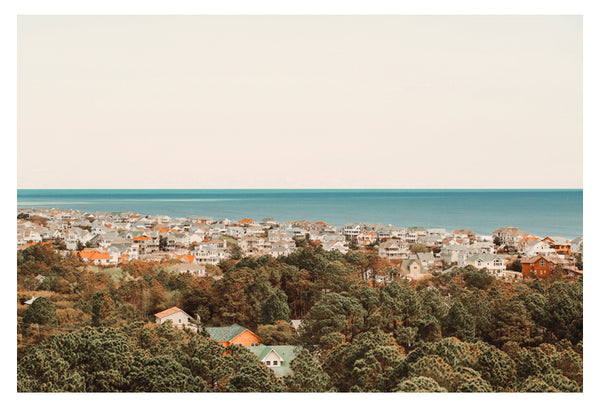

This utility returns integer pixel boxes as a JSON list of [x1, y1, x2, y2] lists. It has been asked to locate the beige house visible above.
[[401, 259, 430, 281], [154, 307, 197, 331]]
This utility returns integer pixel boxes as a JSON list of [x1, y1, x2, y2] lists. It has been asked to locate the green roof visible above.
[[204, 324, 248, 342], [247, 345, 302, 377]]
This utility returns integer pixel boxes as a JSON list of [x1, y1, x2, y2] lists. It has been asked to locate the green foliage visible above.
[[261, 290, 291, 325], [285, 349, 330, 392], [229, 243, 243, 260], [225, 345, 284, 392], [473, 342, 516, 390], [158, 236, 168, 251], [462, 266, 494, 290], [444, 301, 476, 342], [395, 376, 447, 392], [16, 240, 584, 393], [22, 297, 58, 326], [324, 331, 404, 392], [409, 244, 429, 254], [256, 321, 294, 345]]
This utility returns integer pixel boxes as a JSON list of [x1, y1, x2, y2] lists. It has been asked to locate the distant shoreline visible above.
[[17, 189, 583, 239]]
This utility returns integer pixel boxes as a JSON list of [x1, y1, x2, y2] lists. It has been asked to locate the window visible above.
[[266, 361, 271, 366], [540, 259, 546, 267], [179, 319, 181, 323], [273, 361, 278, 366]]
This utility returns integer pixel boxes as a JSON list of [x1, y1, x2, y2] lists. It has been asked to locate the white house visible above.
[[154, 307, 197, 331], [465, 253, 507, 277]]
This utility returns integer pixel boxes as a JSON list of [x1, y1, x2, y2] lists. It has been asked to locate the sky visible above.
[[17, 15, 582, 189]]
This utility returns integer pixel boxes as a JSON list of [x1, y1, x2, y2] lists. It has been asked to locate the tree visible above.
[[462, 267, 494, 290], [508, 259, 522, 272], [473, 342, 516, 391], [453, 366, 493, 392], [394, 376, 447, 392], [91, 291, 116, 327], [52, 237, 67, 250], [22, 297, 58, 326], [410, 244, 429, 254], [574, 253, 583, 270], [261, 290, 291, 325], [224, 345, 284, 392], [229, 243, 243, 260], [127, 355, 208, 392], [444, 301, 476, 342], [323, 331, 405, 392], [300, 292, 367, 348], [256, 320, 294, 345], [158, 236, 168, 251], [285, 349, 330, 392], [408, 355, 454, 390]]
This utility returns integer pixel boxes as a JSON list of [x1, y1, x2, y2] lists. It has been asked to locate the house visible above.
[[78, 248, 113, 265], [416, 252, 435, 270], [465, 253, 506, 277], [400, 259, 430, 281], [519, 239, 554, 258], [204, 324, 261, 347], [248, 345, 301, 378], [542, 237, 572, 256], [378, 239, 408, 260], [439, 244, 469, 266], [154, 306, 197, 331], [343, 224, 362, 237], [570, 237, 583, 254], [493, 226, 534, 247], [321, 240, 348, 254], [521, 254, 574, 279], [169, 262, 207, 277], [357, 231, 377, 245]]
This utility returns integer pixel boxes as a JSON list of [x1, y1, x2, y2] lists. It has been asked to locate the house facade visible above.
[[248, 345, 301, 378], [154, 306, 197, 331], [465, 253, 507, 277], [521, 254, 573, 279]]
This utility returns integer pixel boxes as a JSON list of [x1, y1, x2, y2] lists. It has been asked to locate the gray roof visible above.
[[417, 252, 435, 262], [466, 253, 502, 262]]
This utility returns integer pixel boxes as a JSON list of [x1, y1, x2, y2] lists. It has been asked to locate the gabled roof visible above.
[[466, 253, 502, 262], [154, 306, 190, 319], [521, 254, 571, 265], [177, 254, 195, 263], [204, 324, 252, 342], [247, 345, 302, 377]]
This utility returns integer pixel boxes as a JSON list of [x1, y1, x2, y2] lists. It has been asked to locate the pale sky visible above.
[[17, 15, 582, 189]]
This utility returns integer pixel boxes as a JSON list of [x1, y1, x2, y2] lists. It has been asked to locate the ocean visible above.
[[17, 189, 583, 239]]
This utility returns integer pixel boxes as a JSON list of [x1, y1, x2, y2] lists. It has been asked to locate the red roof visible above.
[[154, 306, 184, 318], [78, 250, 111, 260], [177, 255, 195, 263]]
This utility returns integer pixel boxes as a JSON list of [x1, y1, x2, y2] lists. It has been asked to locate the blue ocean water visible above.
[[17, 189, 583, 238]]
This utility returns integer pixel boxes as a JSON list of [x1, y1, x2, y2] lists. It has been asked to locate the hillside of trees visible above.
[[17, 244, 583, 392]]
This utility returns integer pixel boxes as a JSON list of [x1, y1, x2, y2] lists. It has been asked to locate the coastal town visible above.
[[16, 207, 584, 391], [17, 207, 583, 283]]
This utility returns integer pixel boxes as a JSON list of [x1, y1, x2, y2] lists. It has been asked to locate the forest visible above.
[[17, 244, 583, 392]]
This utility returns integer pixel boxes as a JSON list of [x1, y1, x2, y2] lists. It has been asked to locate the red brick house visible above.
[[521, 254, 573, 278]]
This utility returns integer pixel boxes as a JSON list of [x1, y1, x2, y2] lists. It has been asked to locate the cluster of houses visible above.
[[17, 209, 583, 282], [154, 306, 300, 378]]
